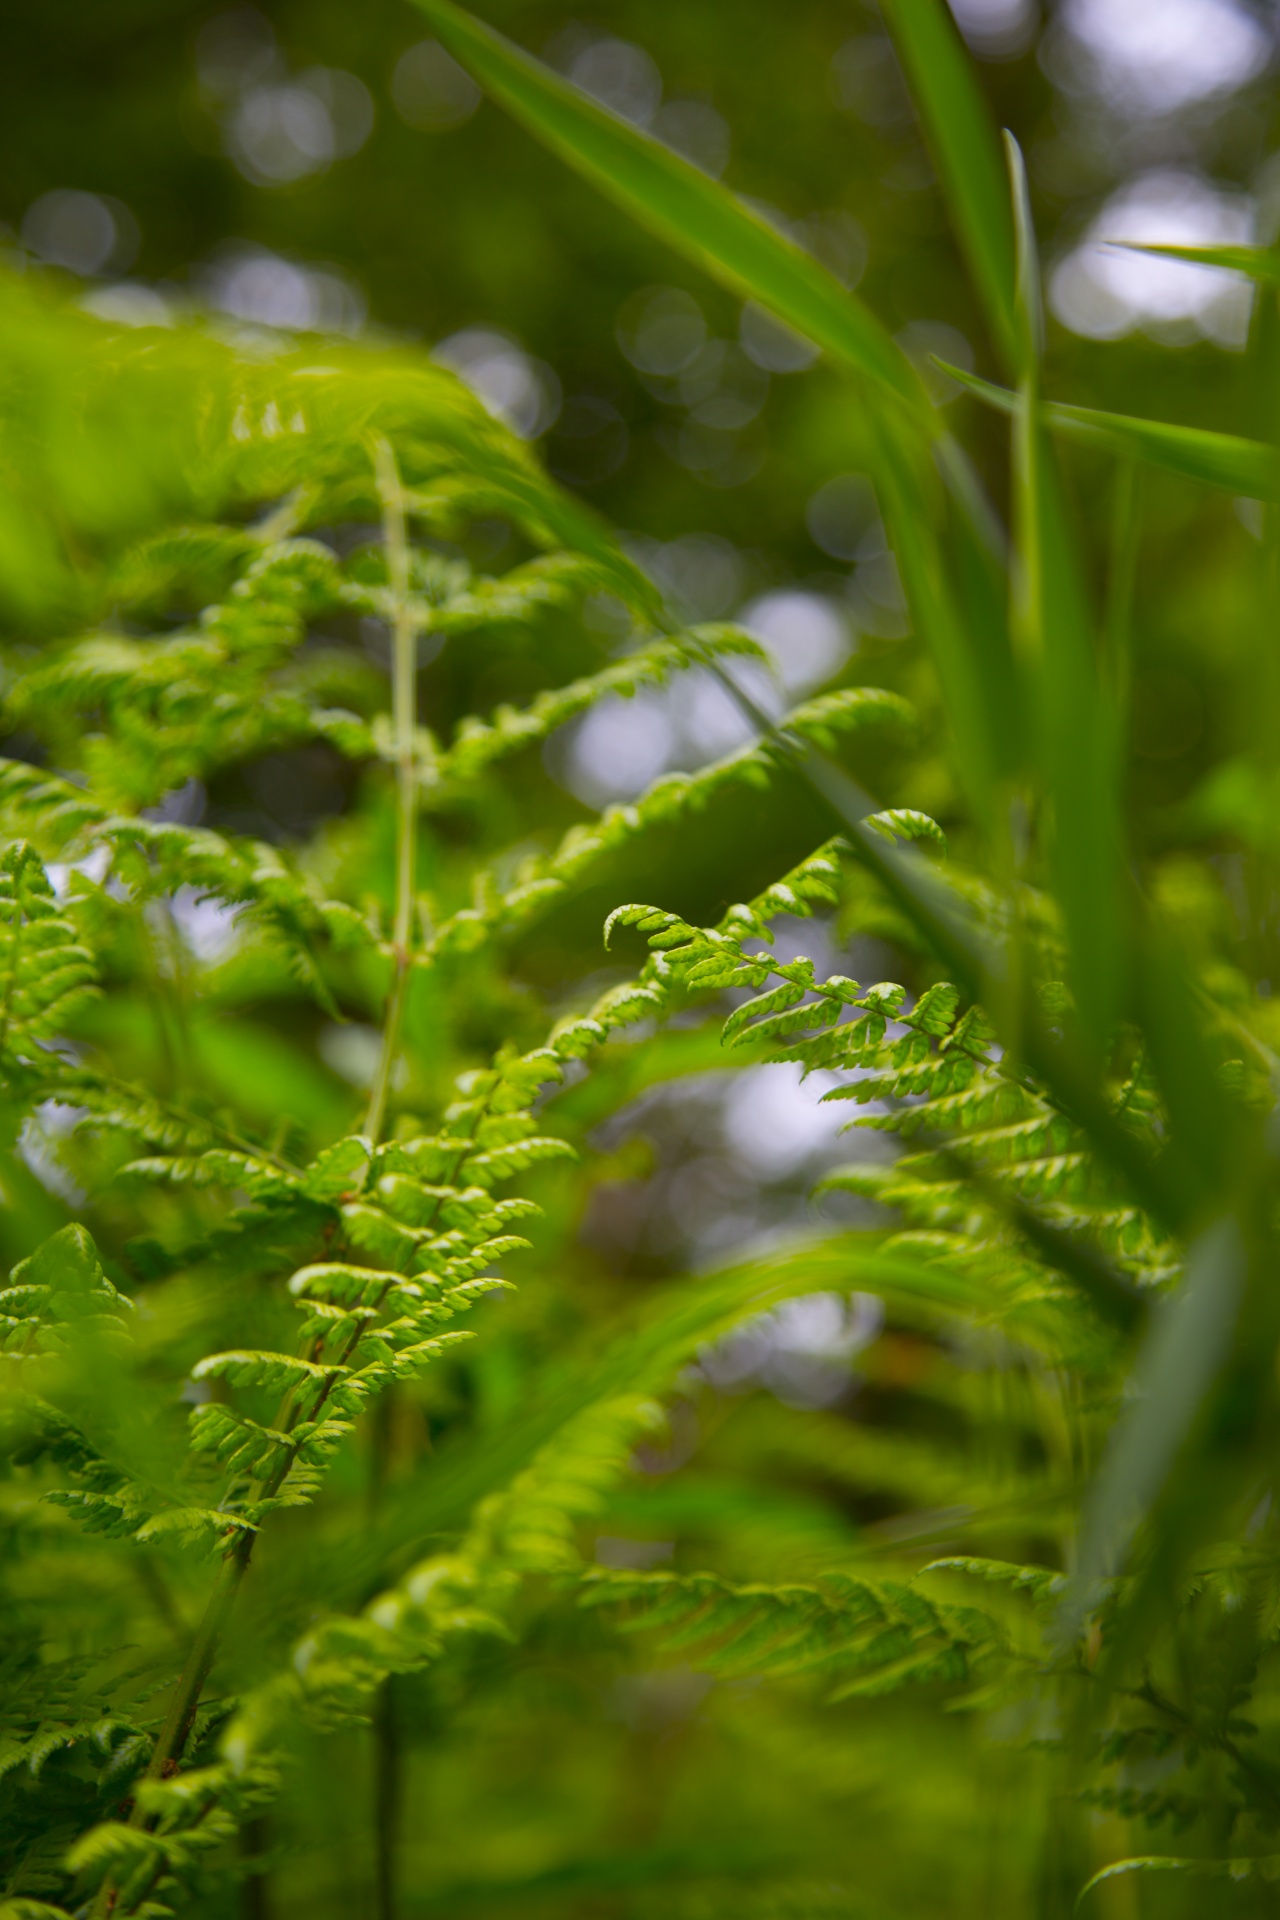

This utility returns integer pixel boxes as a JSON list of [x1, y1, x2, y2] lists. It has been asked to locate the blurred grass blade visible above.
[[1114, 241, 1280, 286], [1132, 916, 1240, 1204], [1079, 1855, 1280, 1907], [1102, 459, 1139, 709], [1067, 1216, 1245, 1614], [389, 17, 1189, 1230], [407, 0, 927, 417], [1090, 1850, 1280, 1912], [698, 636, 998, 989], [946, 361, 1279, 497], [1006, 132, 1043, 371], [1006, 134, 1126, 1051], [405, 3, 1027, 834], [879, 0, 1017, 369], [866, 414, 1014, 821]]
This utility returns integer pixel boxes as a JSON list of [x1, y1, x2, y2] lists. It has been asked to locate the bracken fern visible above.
[[4, 3, 1280, 1916]]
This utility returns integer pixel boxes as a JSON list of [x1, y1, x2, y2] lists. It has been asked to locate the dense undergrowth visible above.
[[3, 4, 1280, 1917]]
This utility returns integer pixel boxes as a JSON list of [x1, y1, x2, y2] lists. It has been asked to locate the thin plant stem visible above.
[[94, 447, 438, 1918], [368, 1368, 399, 1919], [106, 1795, 218, 1920], [90, 447, 425, 1920], [133, 1553, 188, 1650], [373, 1677, 401, 1920], [89, 1533, 255, 1916], [362, 433, 426, 1920], [365, 436, 421, 1149], [240, 1815, 273, 1920], [134, 1530, 255, 1794]]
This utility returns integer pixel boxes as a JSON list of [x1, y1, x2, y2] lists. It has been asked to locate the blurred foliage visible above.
[[4, 3, 1280, 1919]]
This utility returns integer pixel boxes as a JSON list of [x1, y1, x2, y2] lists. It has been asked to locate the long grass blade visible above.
[[944, 362, 1279, 497], [406, 4, 1031, 835], [1006, 134, 1126, 1053], [405, 5, 1205, 1238], [864, 411, 1015, 822], [1114, 241, 1280, 286], [1067, 1216, 1245, 1614], [879, 0, 1018, 367], [1079, 1855, 1280, 1908]]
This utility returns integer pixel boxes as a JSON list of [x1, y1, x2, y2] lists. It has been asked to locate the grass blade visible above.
[[1079, 1855, 1280, 1908], [946, 362, 1279, 497], [879, 0, 1018, 367], [407, 0, 927, 417], [1067, 1216, 1245, 1611], [1006, 134, 1126, 1052], [1114, 241, 1280, 286], [401, 7, 1196, 1235], [865, 412, 1015, 822], [406, 3, 1031, 831]]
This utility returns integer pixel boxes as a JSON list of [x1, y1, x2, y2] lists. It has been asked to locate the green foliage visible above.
[[3, 6, 1280, 1917], [580, 1566, 1000, 1698]]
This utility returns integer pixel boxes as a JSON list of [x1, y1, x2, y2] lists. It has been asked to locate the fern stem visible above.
[[365, 437, 420, 1148], [93, 564, 477, 1911], [368, 1375, 402, 1920], [88, 1532, 255, 1917], [240, 1814, 274, 1920], [105, 1795, 218, 1920], [353, 438, 424, 1916], [141, 1532, 254, 1790]]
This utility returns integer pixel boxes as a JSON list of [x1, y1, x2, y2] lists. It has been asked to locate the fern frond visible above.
[[438, 624, 764, 784], [581, 1567, 1002, 1699], [423, 693, 909, 965], [0, 845, 98, 1103]]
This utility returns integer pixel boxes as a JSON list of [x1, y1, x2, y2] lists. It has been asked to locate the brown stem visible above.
[[240, 1814, 273, 1920]]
